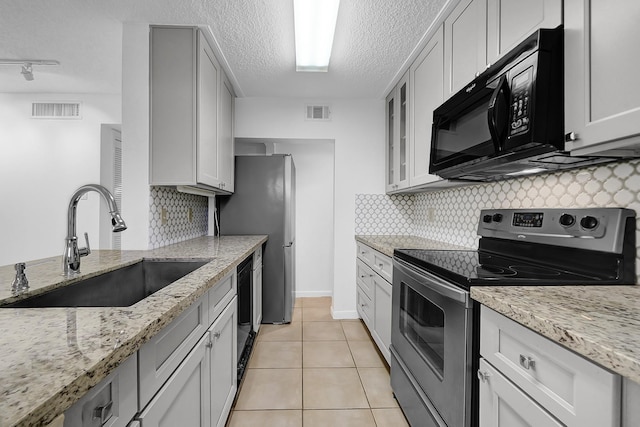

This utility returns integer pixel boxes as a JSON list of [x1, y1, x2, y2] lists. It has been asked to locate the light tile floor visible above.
[[227, 297, 409, 426]]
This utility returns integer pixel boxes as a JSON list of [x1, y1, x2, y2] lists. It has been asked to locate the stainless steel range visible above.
[[390, 208, 636, 427]]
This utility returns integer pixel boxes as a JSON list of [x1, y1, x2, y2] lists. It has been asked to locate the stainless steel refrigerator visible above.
[[219, 154, 296, 324]]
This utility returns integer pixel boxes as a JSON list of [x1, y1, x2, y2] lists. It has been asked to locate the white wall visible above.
[[273, 140, 335, 298], [121, 22, 151, 250], [235, 98, 385, 318], [0, 93, 121, 266]]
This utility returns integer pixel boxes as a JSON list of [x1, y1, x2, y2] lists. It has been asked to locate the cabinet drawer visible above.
[[480, 306, 620, 426], [208, 269, 236, 323], [356, 285, 373, 329], [356, 258, 374, 299], [356, 242, 375, 266], [478, 358, 563, 427], [64, 354, 138, 427], [372, 251, 393, 283], [138, 293, 208, 409]]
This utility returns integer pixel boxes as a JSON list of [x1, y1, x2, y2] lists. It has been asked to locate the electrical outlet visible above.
[[161, 207, 168, 225], [427, 207, 435, 222], [188, 207, 193, 222]]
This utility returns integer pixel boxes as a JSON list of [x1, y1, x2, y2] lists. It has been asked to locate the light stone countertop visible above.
[[0, 235, 267, 427], [471, 286, 640, 384], [355, 235, 473, 257]]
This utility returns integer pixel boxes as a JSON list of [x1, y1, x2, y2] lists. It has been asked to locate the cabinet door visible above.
[[209, 298, 237, 427], [149, 26, 197, 186], [218, 73, 235, 193], [410, 25, 444, 188], [478, 358, 563, 427], [372, 276, 392, 364], [565, 0, 640, 155], [623, 378, 640, 427], [444, 0, 488, 98], [197, 30, 221, 188], [138, 335, 210, 427], [487, 0, 561, 64], [385, 89, 397, 193]]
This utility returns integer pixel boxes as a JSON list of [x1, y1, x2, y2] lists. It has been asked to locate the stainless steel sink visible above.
[[2, 259, 210, 308]]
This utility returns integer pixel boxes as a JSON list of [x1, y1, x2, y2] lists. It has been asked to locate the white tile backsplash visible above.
[[149, 186, 208, 249], [356, 158, 640, 277]]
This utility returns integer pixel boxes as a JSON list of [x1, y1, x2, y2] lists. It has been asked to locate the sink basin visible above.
[[2, 259, 210, 308]]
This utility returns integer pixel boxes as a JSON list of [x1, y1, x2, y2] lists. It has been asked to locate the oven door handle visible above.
[[394, 258, 470, 306]]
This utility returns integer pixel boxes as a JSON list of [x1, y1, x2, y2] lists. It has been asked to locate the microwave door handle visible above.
[[487, 74, 510, 152]]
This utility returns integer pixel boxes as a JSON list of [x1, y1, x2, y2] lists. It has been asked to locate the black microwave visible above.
[[429, 27, 610, 181]]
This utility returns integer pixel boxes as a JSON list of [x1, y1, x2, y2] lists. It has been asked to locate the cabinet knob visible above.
[[565, 132, 578, 142], [477, 370, 491, 383], [519, 354, 535, 370], [213, 331, 221, 339], [93, 400, 113, 425]]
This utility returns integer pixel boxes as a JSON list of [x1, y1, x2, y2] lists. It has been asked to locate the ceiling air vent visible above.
[[31, 102, 81, 119], [305, 105, 331, 121]]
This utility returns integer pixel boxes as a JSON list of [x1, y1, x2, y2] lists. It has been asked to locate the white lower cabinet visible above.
[[137, 334, 210, 427], [478, 358, 563, 427], [252, 247, 263, 333], [64, 354, 138, 427], [371, 274, 392, 363], [355, 242, 392, 364], [209, 298, 237, 427], [479, 306, 621, 427]]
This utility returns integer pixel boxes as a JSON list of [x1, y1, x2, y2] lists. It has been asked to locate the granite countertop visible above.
[[471, 286, 640, 384], [0, 235, 267, 427], [355, 235, 473, 257]]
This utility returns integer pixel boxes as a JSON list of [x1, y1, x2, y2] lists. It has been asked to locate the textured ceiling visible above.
[[0, 0, 448, 98]]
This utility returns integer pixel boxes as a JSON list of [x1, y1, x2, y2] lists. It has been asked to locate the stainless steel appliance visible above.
[[429, 28, 614, 182], [237, 255, 254, 382], [220, 154, 296, 323], [391, 208, 636, 427]]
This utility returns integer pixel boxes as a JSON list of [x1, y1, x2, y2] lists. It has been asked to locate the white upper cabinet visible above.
[[564, 0, 640, 156], [150, 26, 235, 194], [487, 0, 562, 65], [409, 25, 444, 188], [218, 73, 235, 193], [385, 72, 410, 193], [444, 0, 488, 99]]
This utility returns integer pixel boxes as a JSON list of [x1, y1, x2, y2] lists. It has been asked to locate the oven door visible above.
[[391, 257, 474, 427]]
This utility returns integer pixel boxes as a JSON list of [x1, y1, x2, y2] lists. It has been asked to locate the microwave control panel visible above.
[[509, 67, 533, 136]]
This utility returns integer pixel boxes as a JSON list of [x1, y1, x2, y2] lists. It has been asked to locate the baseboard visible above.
[[295, 290, 333, 298], [331, 308, 359, 320]]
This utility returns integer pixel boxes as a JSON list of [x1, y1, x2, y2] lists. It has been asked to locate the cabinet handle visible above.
[[378, 263, 384, 268], [477, 370, 491, 383], [213, 331, 221, 339], [93, 400, 113, 425], [519, 355, 535, 370], [565, 132, 578, 142]]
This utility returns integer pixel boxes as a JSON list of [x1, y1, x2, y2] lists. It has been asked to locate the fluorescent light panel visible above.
[[294, 0, 340, 72]]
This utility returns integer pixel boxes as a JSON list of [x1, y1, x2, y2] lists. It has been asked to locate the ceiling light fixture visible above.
[[0, 59, 60, 81], [294, 0, 340, 72]]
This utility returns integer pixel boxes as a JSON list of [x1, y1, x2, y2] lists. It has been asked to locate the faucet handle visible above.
[[79, 232, 91, 257]]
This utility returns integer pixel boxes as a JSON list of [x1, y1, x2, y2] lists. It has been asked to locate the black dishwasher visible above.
[[237, 256, 255, 382]]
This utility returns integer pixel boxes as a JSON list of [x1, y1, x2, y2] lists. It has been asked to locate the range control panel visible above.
[[477, 208, 635, 253]]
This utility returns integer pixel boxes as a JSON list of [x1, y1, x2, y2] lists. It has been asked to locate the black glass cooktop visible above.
[[394, 248, 617, 290]]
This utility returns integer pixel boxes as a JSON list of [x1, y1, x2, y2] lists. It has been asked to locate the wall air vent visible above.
[[305, 104, 331, 121], [31, 102, 81, 119]]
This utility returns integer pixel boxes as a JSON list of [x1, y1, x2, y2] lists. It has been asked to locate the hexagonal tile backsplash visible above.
[[149, 187, 208, 249], [356, 159, 640, 276]]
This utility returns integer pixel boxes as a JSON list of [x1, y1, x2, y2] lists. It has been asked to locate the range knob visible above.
[[492, 213, 503, 223], [580, 216, 599, 230], [483, 214, 493, 223], [559, 213, 575, 227]]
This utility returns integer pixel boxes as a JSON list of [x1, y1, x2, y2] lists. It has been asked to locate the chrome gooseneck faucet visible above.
[[63, 184, 127, 276]]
